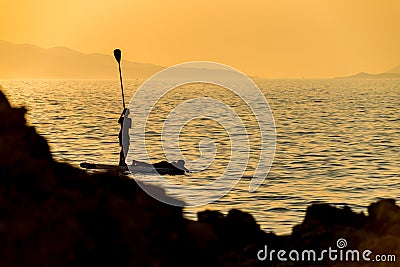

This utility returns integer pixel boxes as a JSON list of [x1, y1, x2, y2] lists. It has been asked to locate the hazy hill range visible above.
[[336, 65, 400, 79], [387, 64, 400, 74], [0, 40, 164, 79]]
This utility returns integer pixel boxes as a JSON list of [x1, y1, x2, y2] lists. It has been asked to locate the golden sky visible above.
[[1, 0, 399, 78]]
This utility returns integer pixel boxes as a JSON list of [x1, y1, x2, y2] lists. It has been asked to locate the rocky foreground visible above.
[[0, 90, 399, 267]]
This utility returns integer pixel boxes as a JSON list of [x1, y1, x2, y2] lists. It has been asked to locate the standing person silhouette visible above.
[[118, 108, 131, 166]]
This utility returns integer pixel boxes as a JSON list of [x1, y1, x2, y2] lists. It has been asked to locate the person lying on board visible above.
[[132, 159, 189, 173]]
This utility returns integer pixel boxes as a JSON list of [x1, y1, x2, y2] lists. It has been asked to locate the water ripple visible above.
[[1, 78, 399, 234]]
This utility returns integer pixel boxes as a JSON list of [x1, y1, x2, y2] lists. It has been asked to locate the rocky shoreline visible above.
[[0, 90, 398, 266]]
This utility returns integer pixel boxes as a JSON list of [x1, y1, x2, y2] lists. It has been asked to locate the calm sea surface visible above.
[[1, 79, 399, 234]]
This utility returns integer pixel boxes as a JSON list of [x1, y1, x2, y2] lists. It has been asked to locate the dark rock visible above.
[[0, 90, 211, 267], [286, 200, 400, 266], [367, 198, 400, 233], [303, 204, 367, 227], [291, 204, 368, 249]]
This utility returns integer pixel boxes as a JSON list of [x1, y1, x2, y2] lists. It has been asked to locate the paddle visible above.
[[114, 49, 125, 109]]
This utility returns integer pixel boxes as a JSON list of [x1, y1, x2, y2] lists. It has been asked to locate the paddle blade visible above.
[[113, 49, 122, 63]]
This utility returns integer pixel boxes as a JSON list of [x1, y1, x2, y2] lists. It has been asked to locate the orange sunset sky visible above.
[[1, 0, 400, 78]]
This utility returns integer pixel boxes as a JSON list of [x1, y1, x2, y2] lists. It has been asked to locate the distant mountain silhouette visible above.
[[387, 64, 400, 74], [0, 40, 164, 79], [336, 64, 400, 79], [336, 71, 400, 79]]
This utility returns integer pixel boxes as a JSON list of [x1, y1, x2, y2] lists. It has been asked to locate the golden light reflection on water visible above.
[[1, 79, 399, 234], [144, 83, 262, 178]]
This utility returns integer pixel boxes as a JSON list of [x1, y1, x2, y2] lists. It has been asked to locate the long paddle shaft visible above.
[[114, 49, 125, 109]]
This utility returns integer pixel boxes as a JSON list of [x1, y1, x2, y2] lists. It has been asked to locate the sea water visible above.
[[1, 78, 399, 234]]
